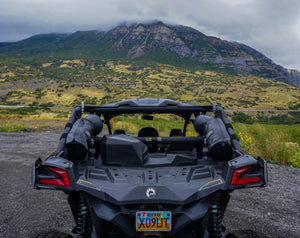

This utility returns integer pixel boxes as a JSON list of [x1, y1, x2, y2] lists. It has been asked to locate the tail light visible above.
[[39, 166, 71, 187], [231, 165, 261, 186]]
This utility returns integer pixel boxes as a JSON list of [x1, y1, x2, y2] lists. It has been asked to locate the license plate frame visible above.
[[136, 211, 172, 232]]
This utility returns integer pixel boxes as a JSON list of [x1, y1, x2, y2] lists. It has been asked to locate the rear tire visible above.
[[34, 231, 73, 238], [93, 217, 127, 238], [225, 229, 269, 238], [173, 218, 208, 238]]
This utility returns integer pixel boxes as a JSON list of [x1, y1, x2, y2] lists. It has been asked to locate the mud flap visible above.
[[32, 158, 42, 189], [257, 156, 268, 186]]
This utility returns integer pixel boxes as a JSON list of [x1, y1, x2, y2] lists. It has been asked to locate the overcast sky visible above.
[[0, 0, 299, 70]]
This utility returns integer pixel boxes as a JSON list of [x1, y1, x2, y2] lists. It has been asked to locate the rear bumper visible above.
[[89, 195, 211, 237], [32, 153, 268, 200]]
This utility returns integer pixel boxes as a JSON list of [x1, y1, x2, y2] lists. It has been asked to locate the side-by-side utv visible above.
[[33, 98, 267, 238]]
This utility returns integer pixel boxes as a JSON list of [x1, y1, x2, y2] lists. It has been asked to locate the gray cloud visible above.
[[0, 0, 299, 70]]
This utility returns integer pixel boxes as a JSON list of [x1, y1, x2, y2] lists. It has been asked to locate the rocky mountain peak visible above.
[[111, 21, 192, 58], [105, 21, 300, 87], [112, 25, 129, 34]]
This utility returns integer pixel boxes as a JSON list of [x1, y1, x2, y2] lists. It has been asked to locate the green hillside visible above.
[[1, 58, 300, 111]]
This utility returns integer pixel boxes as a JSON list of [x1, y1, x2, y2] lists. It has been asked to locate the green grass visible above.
[[233, 123, 300, 167], [112, 115, 186, 136], [112, 115, 300, 167], [1, 108, 299, 167]]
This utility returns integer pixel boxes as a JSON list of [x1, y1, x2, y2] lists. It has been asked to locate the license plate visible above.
[[136, 211, 171, 231]]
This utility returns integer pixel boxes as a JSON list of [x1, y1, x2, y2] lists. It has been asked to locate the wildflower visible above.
[[238, 132, 253, 153]]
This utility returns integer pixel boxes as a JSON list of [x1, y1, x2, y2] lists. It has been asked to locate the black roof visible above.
[[81, 98, 213, 115], [103, 98, 193, 107]]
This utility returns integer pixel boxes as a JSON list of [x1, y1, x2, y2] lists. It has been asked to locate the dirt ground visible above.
[[0, 132, 299, 238]]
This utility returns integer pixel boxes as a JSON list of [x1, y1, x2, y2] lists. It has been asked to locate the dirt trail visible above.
[[0, 132, 299, 238]]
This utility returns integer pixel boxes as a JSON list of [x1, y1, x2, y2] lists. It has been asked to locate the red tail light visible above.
[[231, 165, 261, 186], [40, 166, 71, 187]]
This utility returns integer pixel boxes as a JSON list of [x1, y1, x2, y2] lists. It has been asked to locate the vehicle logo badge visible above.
[[146, 187, 156, 198]]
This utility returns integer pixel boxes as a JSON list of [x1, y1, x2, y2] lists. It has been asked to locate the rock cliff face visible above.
[[108, 21, 300, 88], [110, 22, 192, 58]]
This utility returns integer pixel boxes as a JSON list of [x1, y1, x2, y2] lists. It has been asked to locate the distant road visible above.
[[0, 104, 299, 112], [225, 109, 299, 112], [0, 105, 31, 108], [0, 105, 70, 108]]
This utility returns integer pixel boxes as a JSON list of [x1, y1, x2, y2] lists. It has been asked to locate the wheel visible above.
[[34, 230, 73, 238], [93, 217, 127, 238], [173, 219, 207, 238], [225, 229, 269, 238]]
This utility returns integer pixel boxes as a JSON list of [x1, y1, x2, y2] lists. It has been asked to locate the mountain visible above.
[[0, 21, 299, 88], [0, 21, 300, 112]]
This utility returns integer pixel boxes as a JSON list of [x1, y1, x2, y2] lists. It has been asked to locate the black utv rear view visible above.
[[33, 98, 267, 238]]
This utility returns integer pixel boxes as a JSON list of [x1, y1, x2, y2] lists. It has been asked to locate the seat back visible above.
[[138, 127, 159, 153]]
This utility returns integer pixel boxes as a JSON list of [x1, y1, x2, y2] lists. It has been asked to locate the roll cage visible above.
[[56, 98, 242, 153], [76, 98, 212, 135]]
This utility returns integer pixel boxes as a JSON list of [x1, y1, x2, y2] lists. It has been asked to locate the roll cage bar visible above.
[[79, 104, 213, 136]]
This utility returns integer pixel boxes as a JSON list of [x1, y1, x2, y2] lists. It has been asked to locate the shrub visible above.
[[0, 121, 26, 132], [232, 112, 254, 124], [290, 148, 300, 168]]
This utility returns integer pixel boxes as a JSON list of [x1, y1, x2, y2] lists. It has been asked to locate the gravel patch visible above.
[[0, 132, 299, 238]]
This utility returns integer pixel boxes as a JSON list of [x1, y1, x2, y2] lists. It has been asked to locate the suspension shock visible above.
[[208, 194, 223, 238], [75, 193, 93, 238]]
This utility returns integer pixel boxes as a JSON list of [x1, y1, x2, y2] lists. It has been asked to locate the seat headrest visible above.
[[169, 129, 183, 137], [113, 129, 126, 135], [138, 127, 159, 137]]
